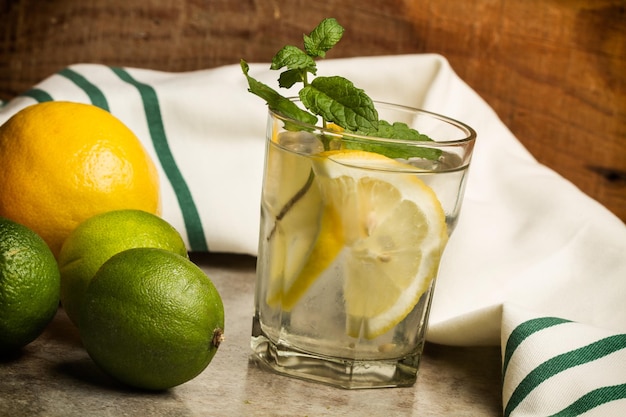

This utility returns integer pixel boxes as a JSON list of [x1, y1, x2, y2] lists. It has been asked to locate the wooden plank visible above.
[[0, 0, 624, 221]]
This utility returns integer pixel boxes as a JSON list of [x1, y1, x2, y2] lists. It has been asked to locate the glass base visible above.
[[250, 322, 423, 389]]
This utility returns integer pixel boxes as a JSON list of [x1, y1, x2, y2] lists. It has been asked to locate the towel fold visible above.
[[2, 54, 625, 414]]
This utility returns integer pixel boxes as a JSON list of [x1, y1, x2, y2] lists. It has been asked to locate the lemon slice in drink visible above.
[[314, 150, 448, 339], [267, 202, 344, 311], [262, 131, 344, 310]]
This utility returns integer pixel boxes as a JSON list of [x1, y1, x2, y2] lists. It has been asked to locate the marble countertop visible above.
[[1, 253, 503, 416]]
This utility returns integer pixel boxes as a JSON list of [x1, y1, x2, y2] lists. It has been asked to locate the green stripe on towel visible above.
[[58, 68, 110, 110], [19, 88, 53, 102], [504, 333, 626, 417], [502, 316, 571, 376], [548, 384, 626, 417], [110, 66, 208, 252]]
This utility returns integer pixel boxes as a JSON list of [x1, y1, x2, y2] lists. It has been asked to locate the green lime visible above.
[[0, 217, 60, 353], [58, 209, 188, 326], [79, 247, 224, 390]]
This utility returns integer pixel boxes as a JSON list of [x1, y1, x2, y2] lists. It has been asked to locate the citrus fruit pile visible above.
[[58, 209, 189, 326], [58, 209, 224, 390], [0, 210, 225, 390], [0, 102, 224, 391]]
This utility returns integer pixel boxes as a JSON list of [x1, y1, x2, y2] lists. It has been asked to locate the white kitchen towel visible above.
[[1, 54, 624, 354], [501, 304, 626, 416]]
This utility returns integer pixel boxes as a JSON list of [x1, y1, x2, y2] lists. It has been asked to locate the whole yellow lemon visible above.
[[0, 101, 161, 257]]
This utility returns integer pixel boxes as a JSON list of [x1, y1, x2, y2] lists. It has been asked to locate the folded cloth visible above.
[[1, 54, 625, 413]]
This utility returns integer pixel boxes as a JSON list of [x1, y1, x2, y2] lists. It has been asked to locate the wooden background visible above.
[[1, 0, 625, 222]]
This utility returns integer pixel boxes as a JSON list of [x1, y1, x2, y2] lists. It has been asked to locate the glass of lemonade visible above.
[[251, 100, 476, 389]]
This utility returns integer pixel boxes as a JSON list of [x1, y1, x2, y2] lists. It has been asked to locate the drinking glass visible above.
[[251, 101, 476, 389]]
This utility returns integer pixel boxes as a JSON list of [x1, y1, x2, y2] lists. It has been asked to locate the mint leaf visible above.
[[348, 120, 441, 160], [303, 17, 344, 58], [277, 69, 303, 89], [299, 76, 378, 132], [241, 60, 317, 126], [271, 45, 316, 73], [358, 121, 432, 141]]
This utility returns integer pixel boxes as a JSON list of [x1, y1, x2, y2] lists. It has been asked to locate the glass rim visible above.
[[268, 99, 477, 148]]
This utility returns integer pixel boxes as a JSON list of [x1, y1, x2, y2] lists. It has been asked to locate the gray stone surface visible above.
[[0, 253, 502, 416]]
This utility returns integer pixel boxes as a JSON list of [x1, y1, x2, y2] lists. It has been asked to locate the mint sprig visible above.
[[241, 18, 440, 160]]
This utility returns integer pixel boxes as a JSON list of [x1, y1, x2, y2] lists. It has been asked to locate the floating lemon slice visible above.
[[267, 202, 344, 311], [313, 150, 449, 339], [263, 131, 344, 311]]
